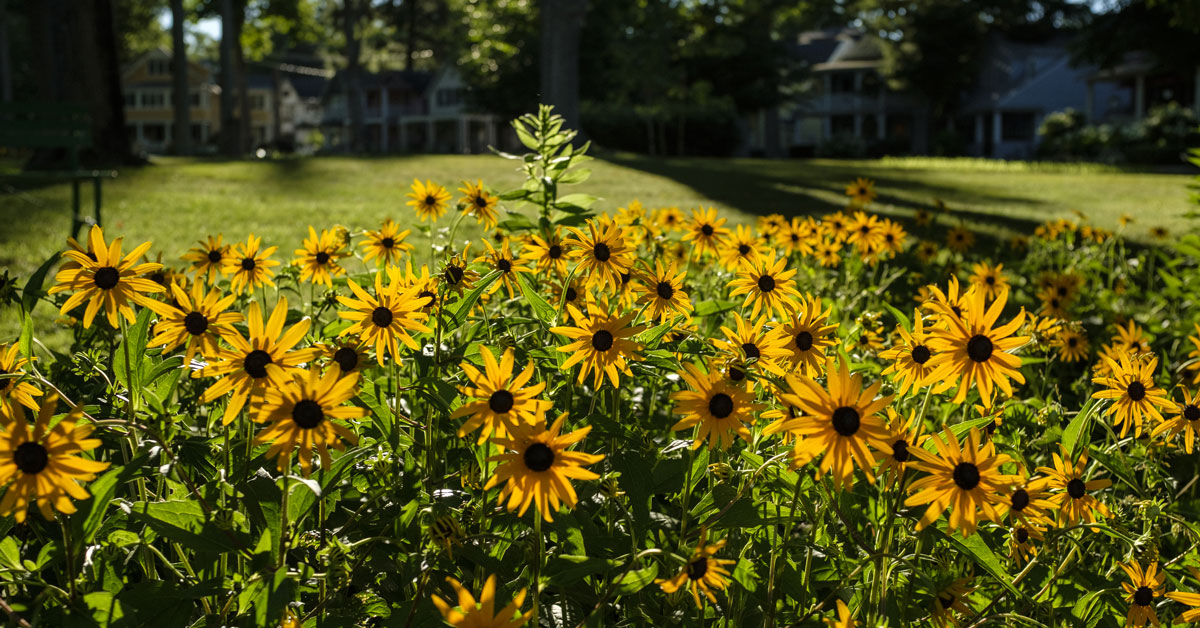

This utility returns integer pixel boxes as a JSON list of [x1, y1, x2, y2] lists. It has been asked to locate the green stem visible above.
[[279, 463, 291, 566], [532, 514, 544, 625]]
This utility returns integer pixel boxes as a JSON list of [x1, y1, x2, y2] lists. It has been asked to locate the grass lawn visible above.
[[1, 153, 1195, 344]]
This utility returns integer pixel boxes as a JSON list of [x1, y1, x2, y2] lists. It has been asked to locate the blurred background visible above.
[[3, 0, 1199, 164]]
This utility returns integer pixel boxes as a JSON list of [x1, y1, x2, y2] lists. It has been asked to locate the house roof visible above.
[[322, 69, 434, 103], [791, 29, 885, 72], [960, 34, 1087, 112]]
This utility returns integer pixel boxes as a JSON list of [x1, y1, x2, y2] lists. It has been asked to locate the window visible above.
[[148, 59, 170, 75], [830, 72, 855, 94], [1001, 112, 1035, 141], [436, 88, 465, 107], [190, 90, 202, 107], [124, 92, 137, 108], [141, 92, 166, 108], [190, 124, 206, 143], [250, 94, 267, 111], [142, 124, 166, 143]]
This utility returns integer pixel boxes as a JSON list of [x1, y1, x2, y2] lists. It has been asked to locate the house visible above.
[[320, 67, 500, 154], [1083, 51, 1200, 123]]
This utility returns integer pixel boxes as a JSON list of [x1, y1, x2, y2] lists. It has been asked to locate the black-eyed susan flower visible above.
[[757, 213, 786, 239], [551, 304, 643, 388], [320, 340, 369, 376], [223, 233, 279, 295], [634, 260, 692, 321], [727, 249, 801, 321], [451, 346, 551, 444], [521, 228, 569, 277], [1037, 446, 1111, 525], [926, 288, 1029, 408], [396, 260, 440, 313], [338, 272, 432, 365], [254, 366, 365, 476], [780, 295, 837, 377], [458, 180, 500, 230], [993, 475, 1055, 526], [1185, 324, 1200, 385], [712, 314, 790, 378], [813, 239, 842, 267], [968, 262, 1009, 302], [143, 280, 242, 365], [431, 575, 531, 628], [780, 217, 817, 257], [915, 240, 939, 263], [878, 218, 907, 257], [875, 407, 928, 483], [360, 219, 414, 267], [779, 359, 894, 490], [1120, 562, 1165, 628], [49, 225, 164, 328], [181, 235, 231, 284], [1166, 589, 1200, 623], [880, 311, 944, 397], [655, 527, 735, 609], [1092, 352, 1170, 438], [442, 245, 480, 297], [946, 226, 975, 253], [844, 177, 877, 207], [717, 224, 764, 270], [475, 240, 531, 299], [824, 599, 855, 628], [0, 344, 41, 416], [1008, 522, 1045, 561], [1052, 326, 1089, 362], [822, 211, 852, 243], [904, 427, 1020, 537], [564, 220, 634, 292], [847, 211, 884, 254], [407, 178, 451, 222], [293, 226, 349, 288], [1036, 286, 1070, 319], [682, 207, 730, 259], [196, 297, 320, 425], [1111, 319, 1152, 355], [1152, 388, 1200, 453], [669, 362, 763, 450], [485, 413, 603, 522], [932, 579, 974, 627], [653, 206, 686, 232], [914, 208, 933, 227], [922, 276, 972, 323], [0, 395, 109, 523]]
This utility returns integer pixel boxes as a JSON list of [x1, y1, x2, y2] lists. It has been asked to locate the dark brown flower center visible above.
[[240, 257, 256, 271], [548, 245, 563, 259], [371, 306, 393, 328], [593, 242, 611, 262], [93, 266, 120, 290], [1011, 489, 1030, 511], [445, 265, 464, 285], [497, 258, 512, 272], [425, 195, 436, 205], [687, 557, 708, 580], [985, 276, 995, 285], [938, 593, 956, 609], [474, 195, 488, 208], [523, 442, 554, 471], [243, 350, 273, 379], [795, 331, 814, 351], [1126, 381, 1146, 402], [966, 335, 993, 362], [333, 347, 359, 372], [1067, 478, 1086, 499], [565, 287, 577, 302], [740, 343, 760, 360], [591, 330, 614, 352], [1185, 405, 1200, 422], [1134, 586, 1153, 606], [831, 406, 860, 436], [381, 237, 395, 249], [891, 439, 910, 462], [911, 345, 931, 364], [738, 244, 750, 255], [709, 393, 734, 418], [207, 249, 222, 263], [13, 442, 49, 474], [183, 312, 209, 336], [757, 275, 776, 293], [656, 281, 674, 299], [1016, 528, 1029, 543], [488, 390, 515, 414], [315, 251, 330, 265], [292, 399, 325, 429], [1067, 337, 1078, 347], [701, 224, 714, 236], [953, 462, 981, 490]]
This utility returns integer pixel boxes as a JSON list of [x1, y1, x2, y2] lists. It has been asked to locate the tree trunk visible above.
[[343, 0, 364, 153], [234, 11, 250, 152], [0, 0, 12, 102], [404, 0, 416, 71], [171, 0, 190, 155], [539, 0, 587, 135], [272, 67, 282, 147], [219, 0, 238, 156]]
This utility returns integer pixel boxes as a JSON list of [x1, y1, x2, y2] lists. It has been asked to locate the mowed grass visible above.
[[1, 152, 1195, 345]]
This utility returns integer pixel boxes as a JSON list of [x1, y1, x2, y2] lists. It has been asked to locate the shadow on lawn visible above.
[[602, 153, 1052, 243]]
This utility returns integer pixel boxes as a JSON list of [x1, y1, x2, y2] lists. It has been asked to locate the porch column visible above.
[[1134, 74, 1145, 119], [992, 110, 1002, 147], [457, 117, 468, 153], [399, 121, 407, 152], [486, 117, 497, 149], [974, 114, 984, 146]]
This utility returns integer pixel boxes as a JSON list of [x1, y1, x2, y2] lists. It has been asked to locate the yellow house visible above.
[[122, 48, 280, 154]]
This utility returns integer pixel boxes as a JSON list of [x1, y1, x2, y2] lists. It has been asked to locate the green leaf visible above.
[[1062, 399, 1097, 458], [940, 531, 1021, 598], [21, 251, 60, 314], [128, 500, 251, 554], [635, 321, 675, 348], [18, 312, 33, 361], [114, 307, 154, 392], [881, 302, 912, 333], [693, 299, 739, 318], [614, 563, 659, 595], [445, 270, 503, 330], [515, 271, 556, 325]]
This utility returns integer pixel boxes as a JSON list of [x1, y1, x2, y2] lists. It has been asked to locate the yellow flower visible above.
[[563, 219, 634, 292], [293, 225, 349, 288], [458, 179, 500, 230], [49, 225, 163, 328], [846, 211, 884, 254], [1119, 562, 1165, 628], [1091, 351, 1170, 438], [1036, 446, 1111, 526], [813, 239, 842, 267], [712, 314, 791, 378], [551, 304, 643, 388], [880, 311, 944, 397], [431, 575, 531, 628], [0, 394, 109, 523], [181, 235, 231, 284], [451, 346, 551, 443], [824, 599, 855, 628], [656, 527, 735, 609], [844, 177, 877, 206], [485, 413, 603, 522], [407, 178, 451, 222], [905, 427, 1020, 537], [875, 407, 928, 484], [968, 262, 1009, 302], [253, 366, 366, 476], [726, 249, 801, 321], [337, 271, 432, 365], [932, 578, 975, 627], [682, 207, 730, 259], [143, 280, 243, 366], [653, 206, 686, 232], [223, 233, 279, 295], [779, 359, 894, 490], [717, 224, 765, 270], [521, 228, 569, 277], [360, 219, 414, 267], [476, 240, 532, 299], [1052, 326, 1089, 362], [946, 226, 975, 253], [0, 344, 42, 417], [1185, 323, 1200, 385], [1151, 388, 1200, 453], [1166, 589, 1200, 623], [196, 297, 320, 425], [634, 260, 692, 321], [669, 362, 763, 450], [925, 288, 1029, 407]]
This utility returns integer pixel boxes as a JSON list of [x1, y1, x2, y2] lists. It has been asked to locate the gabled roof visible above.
[[960, 34, 1086, 112], [789, 29, 885, 72]]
